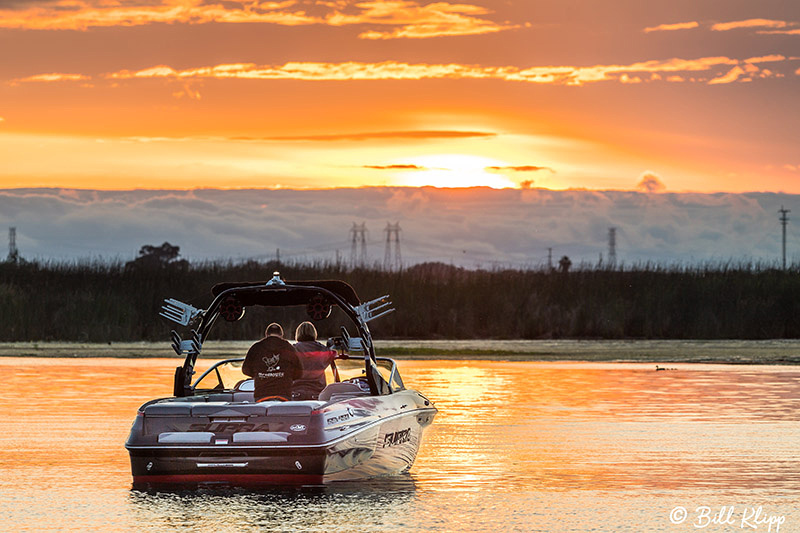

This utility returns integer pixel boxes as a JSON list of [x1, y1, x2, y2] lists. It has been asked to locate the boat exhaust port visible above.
[[295, 461, 303, 470]]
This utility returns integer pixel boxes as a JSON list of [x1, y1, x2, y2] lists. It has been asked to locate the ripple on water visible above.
[[0, 358, 798, 531]]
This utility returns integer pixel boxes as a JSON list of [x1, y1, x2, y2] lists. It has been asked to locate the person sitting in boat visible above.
[[291, 321, 338, 400], [242, 322, 301, 402]]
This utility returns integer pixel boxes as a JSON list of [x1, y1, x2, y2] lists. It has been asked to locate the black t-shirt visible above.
[[242, 336, 301, 401]]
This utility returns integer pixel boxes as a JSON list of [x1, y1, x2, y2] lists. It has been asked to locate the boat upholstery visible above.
[[318, 382, 367, 402]]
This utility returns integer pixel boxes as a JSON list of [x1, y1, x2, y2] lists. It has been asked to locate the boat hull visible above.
[[126, 390, 436, 487]]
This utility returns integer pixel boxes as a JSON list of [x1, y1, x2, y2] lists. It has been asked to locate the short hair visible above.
[[295, 321, 317, 342], [265, 323, 283, 337]]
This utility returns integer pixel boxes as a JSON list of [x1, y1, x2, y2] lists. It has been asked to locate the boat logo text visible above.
[[383, 428, 411, 447], [188, 422, 270, 432]]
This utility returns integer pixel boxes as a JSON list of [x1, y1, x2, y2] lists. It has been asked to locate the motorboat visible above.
[[125, 273, 436, 487]]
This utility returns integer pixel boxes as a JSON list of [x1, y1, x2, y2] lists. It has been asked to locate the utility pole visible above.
[[7, 227, 18, 263], [547, 247, 552, 271], [383, 222, 402, 271], [349, 223, 367, 268], [350, 223, 358, 268], [779, 206, 790, 270], [608, 227, 616, 268], [359, 224, 367, 267]]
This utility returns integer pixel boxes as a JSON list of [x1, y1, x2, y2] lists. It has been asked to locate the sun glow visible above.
[[392, 154, 519, 188]]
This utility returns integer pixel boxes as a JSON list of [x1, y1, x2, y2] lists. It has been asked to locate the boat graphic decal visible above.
[[188, 422, 270, 432], [326, 411, 352, 425], [382, 428, 411, 447]]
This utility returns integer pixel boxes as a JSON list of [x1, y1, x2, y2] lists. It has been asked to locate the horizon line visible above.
[[0, 185, 796, 195]]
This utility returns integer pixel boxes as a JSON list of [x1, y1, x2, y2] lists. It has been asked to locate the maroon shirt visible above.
[[242, 336, 301, 401], [293, 340, 337, 399]]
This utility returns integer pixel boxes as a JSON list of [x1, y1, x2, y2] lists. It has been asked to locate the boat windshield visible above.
[[193, 355, 404, 393], [194, 358, 247, 391], [332, 357, 403, 391]]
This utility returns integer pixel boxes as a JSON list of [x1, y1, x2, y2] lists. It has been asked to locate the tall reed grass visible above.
[[1, 258, 798, 341]]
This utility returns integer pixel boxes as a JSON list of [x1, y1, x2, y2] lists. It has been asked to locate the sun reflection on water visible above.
[[0, 357, 798, 531]]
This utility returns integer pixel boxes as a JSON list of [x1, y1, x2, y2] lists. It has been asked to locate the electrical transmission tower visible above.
[[349, 222, 368, 268], [608, 227, 616, 268], [7, 227, 18, 263], [383, 222, 402, 271], [779, 206, 790, 270]]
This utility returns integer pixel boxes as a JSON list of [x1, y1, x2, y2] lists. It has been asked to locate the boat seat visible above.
[[266, 401, 324, 416], [232, 392, 255, 403], [158, 432, 214, 444], [144, 403, 193, 416], [191, 403, 268, 417], [208, 393, 234, 402], [232, 431, 290, 443], [318, 382, 368, 402]]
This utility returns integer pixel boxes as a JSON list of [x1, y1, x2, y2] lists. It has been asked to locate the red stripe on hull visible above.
[[133, 473, 323, 486]]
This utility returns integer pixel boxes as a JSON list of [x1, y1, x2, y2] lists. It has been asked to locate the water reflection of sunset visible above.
[[1, 357, 799, 530], [401, 360, 800, 494]]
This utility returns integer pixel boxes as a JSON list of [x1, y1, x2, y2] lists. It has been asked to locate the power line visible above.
[[384, 222, 401, 271], [8, 227, 18, 263], [779, 206, 790, 270], [608, 227, 616, 268], [349, 222, 368, 268]]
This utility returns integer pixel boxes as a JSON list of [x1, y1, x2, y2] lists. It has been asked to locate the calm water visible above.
[[1, 357, 798, 532]]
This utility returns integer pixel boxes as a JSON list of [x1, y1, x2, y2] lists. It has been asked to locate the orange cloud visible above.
[[709, 66, 746, 85], [743, 55, 787, 64], [711, 19, 790, 31], [0, 0, 513, 38], [486, 165, 554, 173], [645, 19, 800, 35], [331, 0, 515, 39], [100, 57, 729, 85], [252, 130, 497, 141], [637, 171, 666, 193], [364, 164, 427, 170], [0, 0, 317, 30], [643, 21, 699, 33], [103, 61, 510, 81], [60, 130, 495, 143], [758, 29, 800, 35], [14, 54, 794, 87], [505, 56, 745, 85], [11, 72, 90, 83]]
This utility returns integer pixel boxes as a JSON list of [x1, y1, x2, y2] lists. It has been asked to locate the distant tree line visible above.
[[1, 256, 800, 342]]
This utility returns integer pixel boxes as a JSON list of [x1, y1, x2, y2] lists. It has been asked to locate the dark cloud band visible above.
[[0, 187, 791, 267]]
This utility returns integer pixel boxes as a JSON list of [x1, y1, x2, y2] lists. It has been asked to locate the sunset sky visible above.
[[2, 0, 799, 193]]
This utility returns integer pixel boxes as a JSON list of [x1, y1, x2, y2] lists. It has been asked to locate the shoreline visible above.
[[1, 339, 799, 364]]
